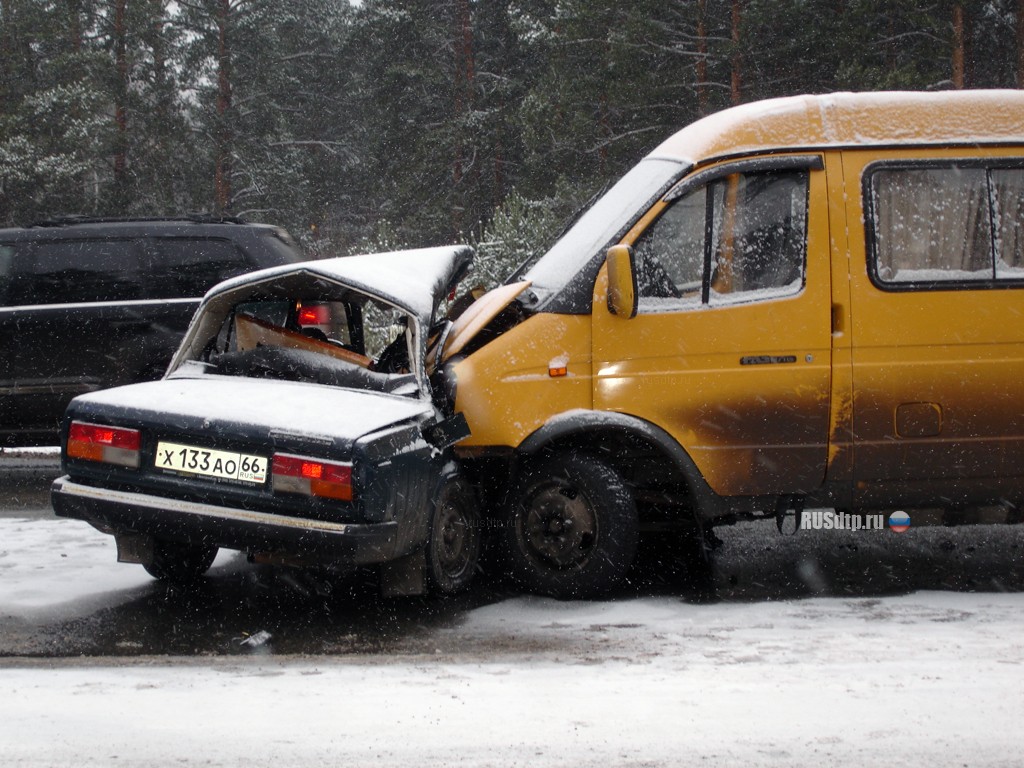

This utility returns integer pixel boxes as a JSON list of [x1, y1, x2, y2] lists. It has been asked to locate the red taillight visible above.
[[297, 304, 331, 326], [67, 421, 141, 468], [272, 453, 353, 501]]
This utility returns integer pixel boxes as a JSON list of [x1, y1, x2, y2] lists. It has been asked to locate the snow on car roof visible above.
[[206, 245, 474, 324]]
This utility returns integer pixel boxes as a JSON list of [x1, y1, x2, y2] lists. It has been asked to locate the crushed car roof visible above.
[[205, 245, 474, 326], [171, 245, 475, 394]]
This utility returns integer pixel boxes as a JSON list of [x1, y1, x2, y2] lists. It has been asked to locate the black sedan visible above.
[[51, 246, 481, 596]]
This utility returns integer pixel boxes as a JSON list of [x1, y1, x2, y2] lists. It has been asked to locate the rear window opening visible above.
[[192, 287, 418, 396]]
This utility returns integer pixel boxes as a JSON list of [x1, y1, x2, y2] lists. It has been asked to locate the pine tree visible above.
[[0, 0, 111, 224]]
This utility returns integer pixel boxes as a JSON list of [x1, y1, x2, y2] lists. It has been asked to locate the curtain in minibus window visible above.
[[872, 167, 992, 282], [993, 168, 1024, 278]]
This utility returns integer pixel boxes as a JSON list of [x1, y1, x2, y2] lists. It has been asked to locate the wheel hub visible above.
[[435, 502, 470, 576], [523, 484, 597, 570]]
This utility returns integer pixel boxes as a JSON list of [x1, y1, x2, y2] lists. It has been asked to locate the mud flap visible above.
[[775, 495, 806, 535], [115, 532, 155, 565], [379, 547, 428, 597]]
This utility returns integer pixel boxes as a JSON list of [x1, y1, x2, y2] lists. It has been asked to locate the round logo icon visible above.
[[888, 511, 911, 533]]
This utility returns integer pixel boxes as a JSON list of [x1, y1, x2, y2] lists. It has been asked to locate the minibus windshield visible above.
[[521, 157, 685, 302]]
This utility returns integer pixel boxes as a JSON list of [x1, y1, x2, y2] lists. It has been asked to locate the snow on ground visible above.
[[0, 517, 235, 618], [0, 517, 151, 614], [2, 517, 1024, 766]]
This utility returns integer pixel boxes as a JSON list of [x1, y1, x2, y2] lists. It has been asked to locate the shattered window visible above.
[[197, 287, 417, 395]]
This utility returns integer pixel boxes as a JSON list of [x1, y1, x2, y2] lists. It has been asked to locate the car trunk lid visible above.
[[66, 376, 434, 456]]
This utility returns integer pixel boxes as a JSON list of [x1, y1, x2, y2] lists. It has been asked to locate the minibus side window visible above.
[[634, 186, 706, 307], [709, 171, 807, 302], [633, 169, 808, 311], [993, 168, 1024, 278], [872, 167, 993, 283]]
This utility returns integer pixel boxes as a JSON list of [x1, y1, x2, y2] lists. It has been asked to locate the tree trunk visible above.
[[150, 2, 170, 119], [67, 0, 82, 53], [452, 0, 473, 236], [113, 0, 129, 208], [1018, 0, 1024, 87], [952, 3, 965, 89], [2, 0, 16, 111], [215, 0, 232, 214], [731, 0, 742, 105], [696, 0, 708, 115]]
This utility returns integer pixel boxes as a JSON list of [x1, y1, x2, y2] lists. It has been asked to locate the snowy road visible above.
[[1, 457, 1024, 766], [3, 590, 1023, 768]]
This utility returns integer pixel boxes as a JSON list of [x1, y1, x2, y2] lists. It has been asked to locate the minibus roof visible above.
[[650, 90, 1024, 167]]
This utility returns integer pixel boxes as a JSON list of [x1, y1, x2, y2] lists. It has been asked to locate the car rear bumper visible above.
[[51, 476, 403, 567]]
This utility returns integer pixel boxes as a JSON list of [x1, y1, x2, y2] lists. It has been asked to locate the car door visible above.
[[845, 148, 1024, 508], [3, 238, 152, 439], [0, 242, 19, 440], [592, 155, 833, 497]]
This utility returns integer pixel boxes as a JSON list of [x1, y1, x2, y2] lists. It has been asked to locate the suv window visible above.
[[868, 162, 1024, 286], [7, 240, 144, 305], [0, 245, 14, 303], [148, 238, 253, 298], [634, 168, 808, 311]]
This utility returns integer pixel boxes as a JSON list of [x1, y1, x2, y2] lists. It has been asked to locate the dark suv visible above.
[[0, 216, 303, 446]]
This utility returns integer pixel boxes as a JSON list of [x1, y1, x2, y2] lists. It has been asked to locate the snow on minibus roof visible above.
[[650, 90, 1024, 166]]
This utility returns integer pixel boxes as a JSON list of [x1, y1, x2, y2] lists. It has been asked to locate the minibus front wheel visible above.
[[502, 452, 639, 599]]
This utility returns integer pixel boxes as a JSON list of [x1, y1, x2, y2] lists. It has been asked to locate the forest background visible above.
[[2, 0, 1022, 283]]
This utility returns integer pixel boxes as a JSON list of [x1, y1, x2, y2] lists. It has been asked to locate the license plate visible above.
[[155, 441, 268, 484]]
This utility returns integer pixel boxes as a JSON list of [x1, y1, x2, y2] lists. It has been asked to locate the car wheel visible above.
[[426, 475, 482, 594], [503, 453, 639, 599], [143, 538, 218, 584]]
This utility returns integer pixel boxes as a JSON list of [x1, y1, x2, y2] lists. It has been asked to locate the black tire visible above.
[[426, 475, 482, 594], [142, 539, 218, 584], [503, 453, 639, 599]]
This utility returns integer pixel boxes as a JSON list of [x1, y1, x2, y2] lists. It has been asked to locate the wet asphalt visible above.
[[3, 452, 1024, 659]]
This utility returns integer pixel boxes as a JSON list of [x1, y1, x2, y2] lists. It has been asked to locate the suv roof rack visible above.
[[29, 213, 249, 228]]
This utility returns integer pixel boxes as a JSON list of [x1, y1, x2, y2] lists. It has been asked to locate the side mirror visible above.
[[606, 245, 638, 319]]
